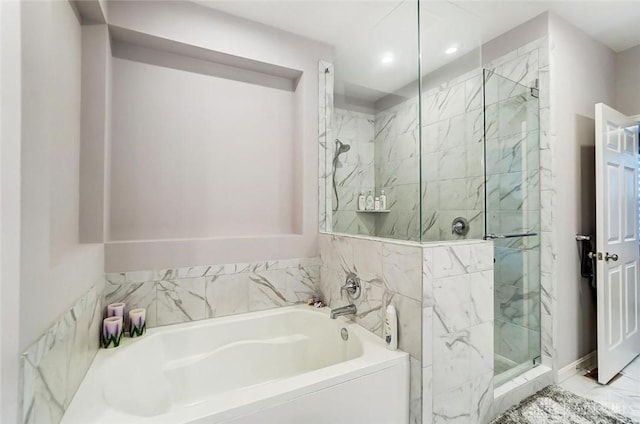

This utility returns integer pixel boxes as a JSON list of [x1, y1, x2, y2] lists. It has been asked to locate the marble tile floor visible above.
[[560, 355, 640, 422]]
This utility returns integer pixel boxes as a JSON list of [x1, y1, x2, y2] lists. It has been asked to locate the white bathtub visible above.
[[62, 305, 409, 424]]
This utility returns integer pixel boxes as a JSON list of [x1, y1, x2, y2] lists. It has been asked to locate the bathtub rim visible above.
[[61, 304, 409, 424]]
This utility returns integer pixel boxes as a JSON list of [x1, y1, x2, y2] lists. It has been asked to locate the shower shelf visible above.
[[356, 210, 391, 213]]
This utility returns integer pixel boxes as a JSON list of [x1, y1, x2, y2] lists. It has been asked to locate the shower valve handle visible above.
[[341, 273, 361, 300]]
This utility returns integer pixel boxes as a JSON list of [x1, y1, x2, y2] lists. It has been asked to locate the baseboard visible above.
[[558, 351, 597, 383]]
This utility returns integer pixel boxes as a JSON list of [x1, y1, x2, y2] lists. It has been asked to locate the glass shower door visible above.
[[483, 70, 541, 386]]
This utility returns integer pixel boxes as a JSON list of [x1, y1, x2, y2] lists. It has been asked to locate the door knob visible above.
[[605, 252, 619, 262]]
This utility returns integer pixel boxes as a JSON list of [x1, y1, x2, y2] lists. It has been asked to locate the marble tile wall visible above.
[[104, 258, 320, 328], [374, 98, 421, 241], [331, 108, 376, 236], [419, 70, 486, 243], [317, 233, 423, 424], [423, 240, 495, 424], [20, 279, 105, 424], [369, 71, 485, 242]]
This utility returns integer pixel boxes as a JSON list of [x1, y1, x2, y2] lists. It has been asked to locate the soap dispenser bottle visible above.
[[358, 192, 366, 211], [384, 305, 398, 351], [365, 190, 375, 211], [380, 190, 387, 210]]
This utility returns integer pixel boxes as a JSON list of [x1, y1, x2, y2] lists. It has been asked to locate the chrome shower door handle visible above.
[[484, 232, 538, 240]]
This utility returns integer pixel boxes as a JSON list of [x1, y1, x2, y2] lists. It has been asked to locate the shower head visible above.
[[335, 139, 351, 154]]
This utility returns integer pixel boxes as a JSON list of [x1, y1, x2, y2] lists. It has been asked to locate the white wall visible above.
[[0, 1, 22, 421], [615, 44, 640, 116], [103, 1, 332, 271], [48, 0, 81, 265], [79, 24, 111, 244], [20, 0, 104, 348], [109, 55, 297, 240], [548, 13, 616, 370]]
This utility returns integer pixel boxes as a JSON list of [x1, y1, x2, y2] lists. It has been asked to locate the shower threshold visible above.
[[494, 355, 538, 388]]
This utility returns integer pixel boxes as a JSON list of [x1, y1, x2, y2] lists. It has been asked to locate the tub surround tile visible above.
[[287, 264, 321, 303], [30, 318, 73, 416], [105, 257, 320, 329], [157, 278, 207, 325], [21, 281, 104, 424], [205, 273, 250, 318], [386, 292, 422, 360], [318, 265, 345, 307], [104, 280, 158, 328], [353, 280, 385, 337], [382, 243, 423, 301], [248, 270, 291, 312], [318, 234, 423, 359], [66, 290, 103, 405]]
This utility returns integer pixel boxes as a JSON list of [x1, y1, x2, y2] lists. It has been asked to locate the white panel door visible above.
[[595, 103, 640, 384]]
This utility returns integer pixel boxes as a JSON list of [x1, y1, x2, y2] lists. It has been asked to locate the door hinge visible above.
[[530, 78, 539, 98]]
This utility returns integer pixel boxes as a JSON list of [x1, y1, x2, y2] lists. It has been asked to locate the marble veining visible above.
[[157, 278, 207, 325], [318, 234, 423, 421], [332, 108, 376, 236], [317, 37, 551, 424], [21, 280, 104, 424], [105, 258, 320, 329], [424, 242, 495, 424]]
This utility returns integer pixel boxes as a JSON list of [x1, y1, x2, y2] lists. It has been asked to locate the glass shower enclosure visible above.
[[484, 70, 541, 385], [320, 0, 542, 386]]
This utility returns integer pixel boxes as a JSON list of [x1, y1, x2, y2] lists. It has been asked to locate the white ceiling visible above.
[[458, 1, 640, 53], [196, 0, 640, 103]]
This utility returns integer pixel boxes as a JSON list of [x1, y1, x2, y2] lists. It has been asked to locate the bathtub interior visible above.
[[101, 309, 365, 417]]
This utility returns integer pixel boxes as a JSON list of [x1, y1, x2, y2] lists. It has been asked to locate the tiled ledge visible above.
[[105, 257, 321, 284]]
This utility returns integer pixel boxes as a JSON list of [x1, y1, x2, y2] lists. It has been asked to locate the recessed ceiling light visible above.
[[445, 46, 458, 55], [381, 52, 394, 64]]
